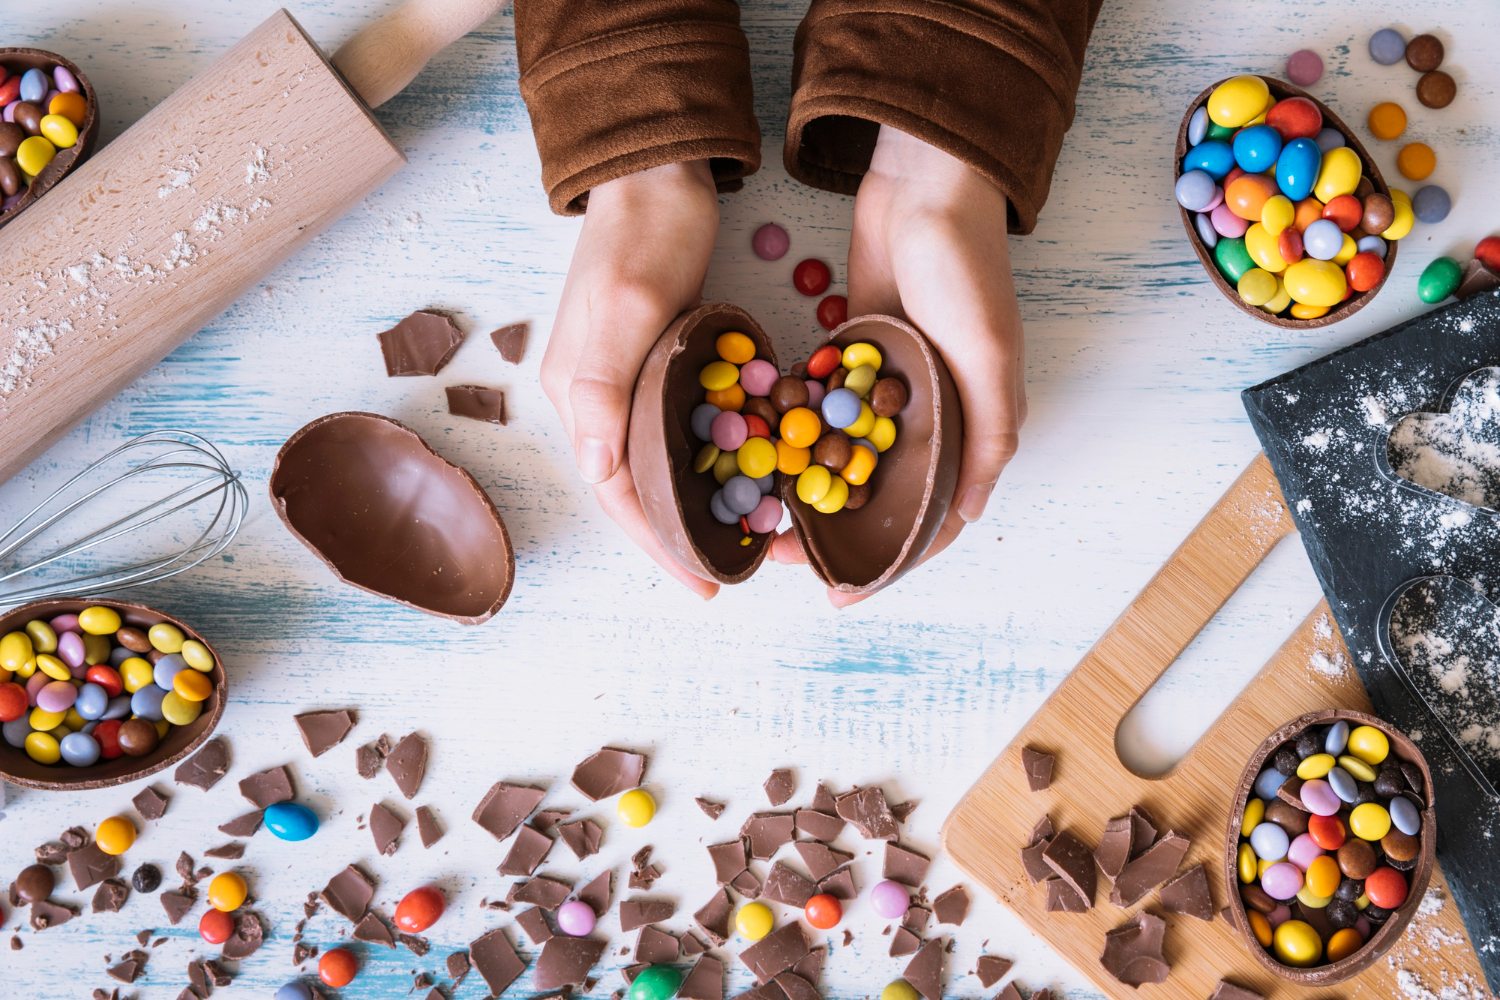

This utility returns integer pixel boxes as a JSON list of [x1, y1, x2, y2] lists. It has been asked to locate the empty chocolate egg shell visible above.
[[269, 411, 514, 624], [0, 49, 100, 230]]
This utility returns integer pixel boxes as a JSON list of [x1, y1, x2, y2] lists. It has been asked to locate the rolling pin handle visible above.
[[333, 0, 506, 109]]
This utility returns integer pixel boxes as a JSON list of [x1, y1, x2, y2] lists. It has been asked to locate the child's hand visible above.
[[540, 159, 723, 599], [771, 125, 1026, 606]]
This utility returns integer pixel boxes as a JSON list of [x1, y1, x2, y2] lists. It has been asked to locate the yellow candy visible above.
[[1306, 855, 1342, 897], [1289, 302, 1329, 320], [1296, 885, 1332, 909], [1262, 276, 1292, 314], [1238, 267, 1278, 306], [38, 113, 78, 149], [1383, 198, 1415, 240], [842, 342, 882, 371], [716, 332, 756, 365], [153, 718, 170, 738], [1296, 753, 1336, 779], [15, 135, 55, 176], [121, 657, 155, 693], [699, 361, 740, 392], [712, 450, 740, 485], [79, 606, 122, 635], [694, 444, 720, 474], [1313, 147, 1362, 203], [736, 902, 774, 941], [1245, 223, 1287, 273], [1390, 187, 1411, 206], [737, 438, 777, 479], [1257, 857, 1275, 880], [209, 872, 248, 911], [36, 654, 70, 681], [180, 639, 215, 672], [617, 788, 655, 827], [83, 633, 111, 665], [24, 731, 61, 765], [844, 364, 878, 398], [30, 707, 66, 731], [1338, 755, 1377, 782], [1284, 259, 1348, 307], [1355, 893, 1370, 910], [775, 440, 810, 475], [24, 620, 58, 653], [1347, 725, 1389, 765], [1261, 195, 1295, 236], [148, 622, 185, 653], [1326, 927, 1364, 962], [1237, 843, 1257, 883], [1241, 798, 1266, 837], [96, 816, 137, 855], [1208, 75, 1271, 128], [45, 724, 72, 740], [882, 984, 921, 1000], [1333, 234, 1358, 266], [868, 416, 896, 452], [1247, 909, 1273, 947], [1273, 920, 1323, 967], [779, 407, 821, 449], [162, 691, 202, 726], [844, 401, 876, 439], [705, 383, 745, 412], [63, 708, 87, 731], [1349, 802, 1391, 841], [797, 466, 832, 505], [840, 445, 876, 487], [14, 657, 35, 679], [1, 631, 34, 672], [812, 476, 849, 513]]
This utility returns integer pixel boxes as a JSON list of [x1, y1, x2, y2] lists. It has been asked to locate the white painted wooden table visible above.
[[1, 1, 1496, 997]]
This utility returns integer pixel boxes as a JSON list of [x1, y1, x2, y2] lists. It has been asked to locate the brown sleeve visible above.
[[785, 0, 1104, 233], [514, 0, 761, 215]]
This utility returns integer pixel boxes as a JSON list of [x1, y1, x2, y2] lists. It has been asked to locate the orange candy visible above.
[[1293, 198, 1325, 233], [705, 383, 745, 412], [1397, 143, 1435, 181], [1323, 195, 1363, 232], [395, 886, 446, 933], [199, 908, 234, 944], [1326, 927, 1365, 962], [1278, 227, 1305, 265], [1306, 855, 1342, 897], [1346, 252, 1385, 292], [805, 893, 842, 929], [48, 92, 88, 128], [779, 407, 821, 449], [320, 947, 359, 988], [1226, 174, 1280, 221], [1307, 813, 1347, 851], [1248, 909, 1274, 947]]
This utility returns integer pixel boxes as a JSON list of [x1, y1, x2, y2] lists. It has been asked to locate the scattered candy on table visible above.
[[199, 907, 235, 944], [629, 965, 683, 1000], [737, 901, 774, 940], [752, 222, 789, 261], [617, 787, 656, 827], [871, 878, 910, 918], [557, 898, 596, 936], [1285, 50, 1322, 87], [395, 885, 445, 932], [264, 801, 319, 841], [805, 892, 842, 929], [319, 947, 359, 988], [793, 258, 831, 296], [0, 56, 88, 214]]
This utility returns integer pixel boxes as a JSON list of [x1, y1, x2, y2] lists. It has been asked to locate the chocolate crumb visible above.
[[205, 959, 231, 986], [533, 808, 572, 833], [379, 309, 465, 376], [204, 842, 246, 860], [1020, 746, 1054, 791], [136, 930, 152, 947], [903, 906, 931, 933], [294, 940, 316, 966], [447, 950, 471, 989], [1128, 805, 1158, 856], [890, 800, 918, 823], [841, 930, 852, 948], [106, 953, 145, 983], [175, 738, 230, 790], [447, 385, 508, 425], [416, 805, 444, 848], [295, 709, 355, 757], [695, 797, 726, 820], [356, 743, 384, 779], [775, 973, 821, 1000], [682, 933, 707, 956], [570, 746, 647, 801], [133, 786, 170, 821], [491, 322, 529, 364], [501, 824, 554, 875], [1095, 814, 1133, 883], [764, 769, 796, 807], [793, 946, 825, 984]]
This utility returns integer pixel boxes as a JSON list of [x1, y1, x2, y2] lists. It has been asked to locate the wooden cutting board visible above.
[[942, 454, 1490, 999]]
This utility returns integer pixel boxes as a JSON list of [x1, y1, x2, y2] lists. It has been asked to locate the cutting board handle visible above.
[[333, 0, 506, 108]]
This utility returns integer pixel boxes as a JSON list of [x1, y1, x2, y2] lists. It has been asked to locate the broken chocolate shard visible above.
[[764, 768, 796, 807], [379, 309, 465, 377], [1044, 877, 1089, 912], [69, 843, 122, 891], [818, 866, 856, 900], [535, 935, 608, 990], [491, 322, 529, 364], [447, 385, 507, 425], [34, 841, 68, 866], [204, 842, 246, 860], [294, 940, 316, 966], [739, 922, 811, 984], [160, 889, 195, 925], [976, 954, 1013, 988], [741, 812, 796, 859], [133, 786, 169, 821], [732, 868, 762, 899], [903, 906, 931, 933], [1128, 805, 1158, 856], [1159, 863, 1215, 921], [1020, 747, 1054, 791], [571, 746, 647, 801], [106, 955, 144, 983], [630, 864, 662, 891], [794, 841, 851, 881], [356, 744, 383, 779], [902, 938, 945, 1000], [709, 840, 749, 884], [1100, 911, 1170, 988], [473, 781, 546, 841], [447, 950, 471, 987], [239, 765, 295, 808], [1458, 259, 1500, 301], [680, 954, 724, 1000], [696, 797, 726, 820], [354, 911, 396, 948], [792, 946, 825, 984], [889, 926, 921, 957], [321, 864, 376, 923], [176, 851, 198, 883], [883, 842, 931, 887], [219, 809, 264, 837], [559, 818, 603, 860], [1033, 990, 1052, 1000], [811, 783, 839, 813], [577, 869, 613, 918], [1030, 813, 1056, 844], [400, 932, 429, 956], [511, 875, 572, 910], [793, 809, 844, 843], [620, 898, 676, 932], [835, 786, 900, 841], [499, 824, 553, 875], [1095, 815, 1133, 883], [205, 959, 231, 986], [774, 973, 821, 1000], [1109, 830, 1189, 908], [175, 738, 229, 790], [517, 906, 554, 945], [1275, 776, 1308, 812], [636, 925, 680, 965], [682, 933, 708, 957], [763, 862, 817, 908], [533, 808, 572, 833], [61, 826, 87, 849], [415, 805, 444, 848], [624, 964, 647, 984], [932, 884, 969, 926], [694, 888, 734, 945], [30, 899, 77, 930], [368, 803, 405, 857], [137, 930, 152, 947], [92, 878, 130, 913], [385, 732, 428, 799], [1209, 980, 1265, 1000], [469, 927, 527, 997], [890, 800, 918, 823], [1041, 831, 1096, 908], [295, 709, 355, 757], [731, 984, 784, 1000]]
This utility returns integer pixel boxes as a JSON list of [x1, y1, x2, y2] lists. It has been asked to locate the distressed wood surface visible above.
[[1, 1, 1497, 998]]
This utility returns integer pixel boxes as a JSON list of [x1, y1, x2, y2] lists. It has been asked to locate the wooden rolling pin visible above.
[[0, 0, 504, 485]]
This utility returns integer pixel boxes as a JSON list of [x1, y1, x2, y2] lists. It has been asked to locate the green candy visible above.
[[1206, 120, 1237, 141], [1418, 256, 1462, 303], [1214, 237, 1256, 284], [628, 966, 682, 1000]]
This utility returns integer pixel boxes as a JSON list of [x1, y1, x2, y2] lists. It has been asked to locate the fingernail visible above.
[[577, 437, 613, 484], [959, 482, 996, 523]]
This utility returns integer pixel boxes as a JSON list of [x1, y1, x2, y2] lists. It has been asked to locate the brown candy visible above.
[[844, 481, 871, 510], [870, 377, 908, 417], [1361, 194, 1394, 236], [0, 159, 19, 198], [1382, 829, 1420, 862], [12, 102, 42, 136], [16, 864, 55, 903], [826, 368, 847, 392], [1354, 176, 1375, 201], [115, 627, 152, 653], [1405, 34, 1444, 72], [0, 122, 25, 157], [1264, 799, 1309, 837], [743, 396, 779, 430], [1337, 838, 1378, 879], [813, 432, 852, 471], [769, 376, 809, 414], [1240, 883, 1276, 914], [118, 719, 161, 758], [1416, 70, 1456, 109]]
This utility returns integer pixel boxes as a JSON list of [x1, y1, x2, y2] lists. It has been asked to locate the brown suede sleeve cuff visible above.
[[786, 0, 1101, 233], [517, 15, 761, 215]]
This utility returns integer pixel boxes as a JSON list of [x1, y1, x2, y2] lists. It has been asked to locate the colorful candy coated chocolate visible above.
[[1245, 225, 1287, 273], [1326, 927, 1364, 962], [1299, 778, 1342, 816], [209, 872, 248, 911], [1272, 920, 1323, 966], [629, 966, 683, 1000], [265, 802, 319, 841], [1211, 202, 1248, 239], [1396, 142, 1434, 181], [1475, 236, 1500, 272], [1326, 765, 1359, 803], [1250, 822, 1290, 861], [740, 359, 779, 397], [1364, 868, 1408, 909], [1346, 726, 1389, 764], [793, 258, 831, 296], [1214, 237, 1255, 284], [1286, 50, 1323, 87], [1208, 75, 1270, 128], [805, 893, 842, 929], [1349, 803, 1391, 841], [1284, 259, 1347, 307], [200, 907, 235, 944], [38, 113, 76, 149], [1307, 814, 1347, 851], [1265, 97, 1322, 144], [1262, 862, 1304, 900], [1346, 252, 1384, 292], [1389, 795, 1421, 836], [737, 901, 774, 940], [319, 948, 358, 988], [1367, 102, 1407, 141], [871, 879, 909, 918], [1238, 268, 1278, 306], [78, 606, 121, 635], [96, 816, 136, 855], [1233, 125, 1282, 173], [752, 223, 789, 261], [1286, 833, 1323, 870], [1369, 28, 1406, 66], [557, 899, 596, 936], [1313, 147, 1361, 203], [1227, 174, 1278, 221], [1183, 140, 1233, 179], [396, 886, 445, 932], [1187, 106, 1208, 146], [1175, 170, 1217, 212], [1296, 753, 1336, 779], [1411, 185, 1450, 224], [618, 788, 655, 827], [60, 732, 100, 766]]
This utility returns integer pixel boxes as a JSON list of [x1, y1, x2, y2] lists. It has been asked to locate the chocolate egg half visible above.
[[630, 303, 778, 584], [0, 48, 100, 230], [269, 412, 514, 624], [785, 315, 961, 595]]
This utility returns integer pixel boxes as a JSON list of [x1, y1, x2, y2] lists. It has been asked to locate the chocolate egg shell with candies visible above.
[[0, 48, 100, 229]]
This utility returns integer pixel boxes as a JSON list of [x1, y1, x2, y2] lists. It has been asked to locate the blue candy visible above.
[[821, 387, 862, 429], [1183, 140, 1234, 180], [1314, 128, 1345, 154], [3, 716, 33, 748], [1390, 794, 1421, 835], [709, 489, 739, 525], [1276, 138, 1322, 202], [723, 475, 762, 516], [75, 682, 109, 720], [753, 473, 776, 495], [1303, 219, 1345, 260], [1232, 125, 1283, 173], [1356, 235, 1388, 259], [130, 685, 168, 722], [264, 802, 320, 841], [1254, 766, 1289, 800], [153, 652, 189, 691], [60, 732, 101, 767], [19, 68, 48, 104], [109, 645, 132, 667], [1369, 28, 1406, 65], [101, 694, 133, 720], [690, 403, 720, 442], [1187, 106, 1208, 147], [1249, 821, 1290, 861], [1325, 719, 1350, 755], [1413, 185, 1451, 223], [1194, 212, 1219, 249], [1327, 765, 1359, 804], [276, 982, 316, 1000], [1175, 170, 1218, 212]]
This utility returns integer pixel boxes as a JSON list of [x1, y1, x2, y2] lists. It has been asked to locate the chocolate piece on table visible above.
[[709, 841, 749, 884], [903, 906, 931, 932], [60, 827, 87, 849], [294, 709, 355, 757], [680, 954, 724, 1000], [321, 864, 376, 923], [30, 899, 77, 930], [794, 809, 844, 843], [835, 787, 899, 840], [491, 322, 529, 364], [1095, 815, 1133, 882], [133, 786, 169, 821], [762, 862, 817, 908], [993, 985, 1022, 1000], [578, 869, 613, 917], [1030, 813, 1056, 843], [370, 802, 405, 857], [902, 938, 945, 1000], [222, 911, 265, 959], [883, 842, 931, 886], [69, 844, 122, 891], [793, 946, 825, 984], [683, 933, 708, 956], [469, 928, 527, 997], [353, 911, 396, 948], [819, 866, 856, 900], [636, 925, 680, 964], [91, 878, 130, 913], [447, 950, 471, 987], [205, 958, 231, 986], [739, 922, 811, 984], [1128, 805, 1158, 856], [499, 824, 553, 875], [385, 733, 428, 799], [1100, 911, 1170, 987], [174, 738, 229, 790], [811, 783, 839, 813], [379, 309, 464, 376], [696, 797, 727, 820], [890, 800, 918, 823], [238, 765, 295, 808], [400, 932, 430, 955], [732, 869, 762, 899], [731, 983, 785, 1000], [775, 973, 821, 1000], [794, 841, 852, 881], [1021, 838, 1054, 884], [764, 768, 796, 807], [1041, 832, 1096, 908], [159, 889, 195, 925], [1159, 863, 1215, 921], [533, 808, 572, 833], [571, 746, 647, 801], [1458, 260, 1500, 300], [176, 852, 198, 883], [356, 743, 383, 779], [517, 907, 553, 945], [694, 888, 734, 945], [535, 936, 608, 990], [447, 385, 507, 425], [623, 965, 647, 984], [218, 809, 264, 837], [741, 812, 797, 859], [106, 955, 144, 983], [189, 959, 211, 992], [1020, 747, 1054, 791], [558, 818, 603, 860], [620, 898, 676, 932], [205, 842, 246, 860], [1033, 990, 1053, 1000], [473, 781, 546, 841], [976, 954, 1013, 988], [890, 926, 922, 957], [932, 884, 970, 926], [1209, 980, 1265, 1000], [1044, 877, 1089, 912], [34, 841, 68, 866], [1109, 830, 1190, 907], [510, 875, 572, 910], [406, 805, 441, 849]]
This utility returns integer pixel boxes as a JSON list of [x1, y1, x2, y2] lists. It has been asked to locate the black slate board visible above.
[[1243, 289, 1500, 990]]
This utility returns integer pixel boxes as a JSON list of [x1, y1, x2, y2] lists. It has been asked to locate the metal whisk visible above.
[[0, 430, 248, 604]]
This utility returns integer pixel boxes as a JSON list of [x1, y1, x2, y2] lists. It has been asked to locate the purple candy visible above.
[[746, 495, 782, 534], [752, 223, 790, 261], [804, 380, 826, 409], [1299, 778, 1341, 816], [740, 359, 779, 397], [1287, 832, 1324, 870], [1261, 862, 1305, 900], [37, 680, 78, 713], [1267, 903, 1292, 928], [57, 630, 85, 669], [870, 880, 909, 919], [1211, 202, 1248, 238], [1354, 915, 1371, 938], [556, 900, 595, 936], [3, 102, 15, 124], [1286, 49, 1324, 87], [50, 614, 81, 633], [54, 66, 80, 93], [1203, 184, 1225, 212], [710, 411, 747, 451]]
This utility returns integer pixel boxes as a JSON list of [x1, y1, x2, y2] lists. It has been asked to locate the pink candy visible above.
[[739, 359, 779, 397], [37, 680, 77, 713], [1261, 862, 1304, 900], [57, 630, 85, 669], [1286, 832, 1323, 870], [1211, 202, 1249, 238], [746, 495, 782, 534], [556, 900, 595, 937], [50, 614, 81, 633], [870, 880, 909, 919], [1299, 778, 1341, 816], [710, 411, 747, 451], [752, 223, 790, 261], [805, 380, 826, 409], [1267, 903, 1292, 928]]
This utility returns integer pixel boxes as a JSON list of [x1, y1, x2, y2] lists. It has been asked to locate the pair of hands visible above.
[[540, 125, 1026, 604]]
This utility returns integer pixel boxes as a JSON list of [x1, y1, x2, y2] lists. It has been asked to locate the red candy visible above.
[[1307, 813, 1347, 851], [199, 908, 234, 944], [86, 665, 124, 698], [743, 414, 770, 440], [1346, 252, 1385, 292], [1323, 195, 1363, 232], [94, 719, 124, 759], [1278, 227, 1305, 265], [806, 345, 842, 379], [1223, 166, 1247, 190], [395, 886, 445, 933], [792, 258, 831, 296], [319, 948, 359, 988], [817, 294, 848, 331], [1476, 236, 1500, 271], [1365, 867, 1409, 909], [0, 681, 26, 723], [0, 76, 21, 107], [1265, 96, 1323, 142], [804, 893, 842, 929]]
